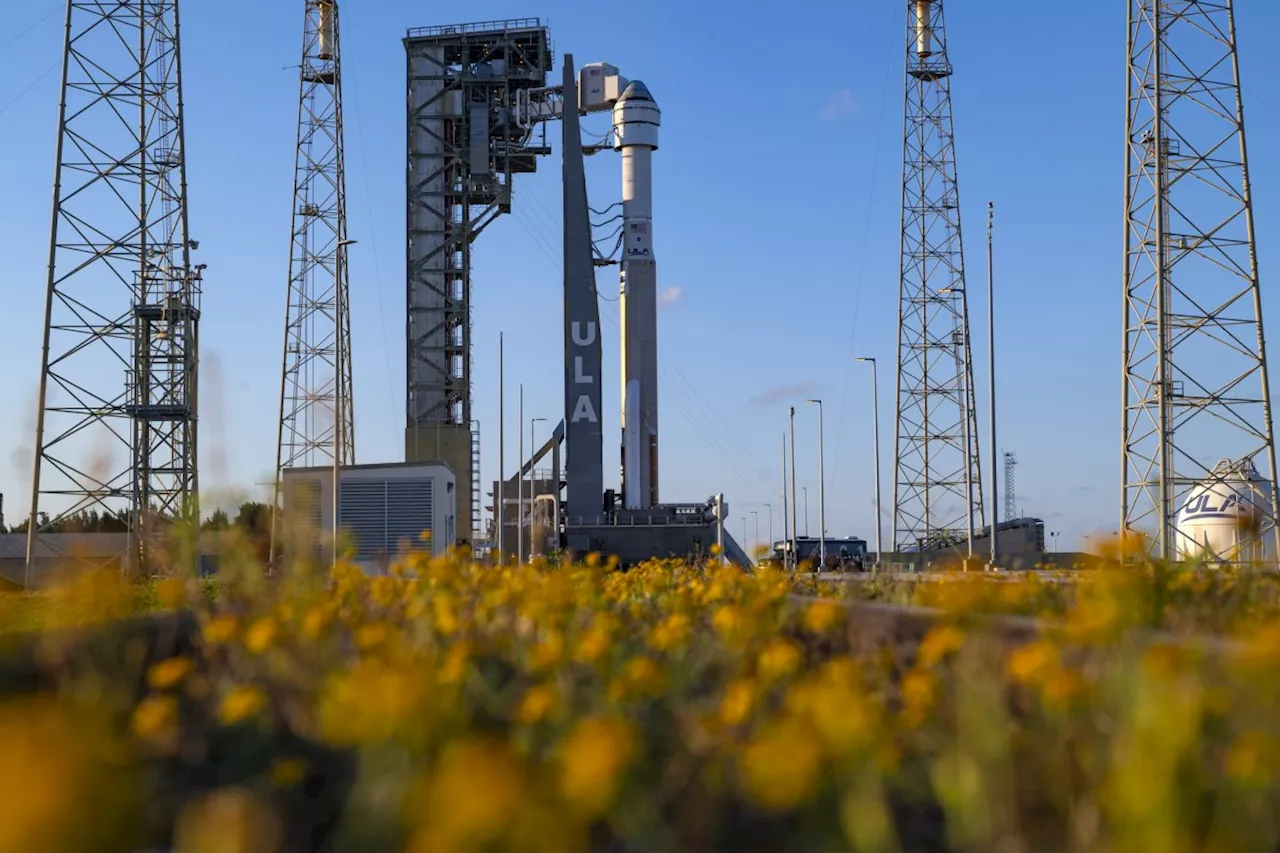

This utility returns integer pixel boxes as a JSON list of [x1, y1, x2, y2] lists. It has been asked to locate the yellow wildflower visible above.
[[648, 612, 692, 652], [219, 685, 266, 726], [718, 678, 757, 727], [1007, 639, 1059, 685], [355, 622, 389, 651], [803, 600, 845, 634], [516, 684, 556, 725], [173, 788, 282, 853], [269, 757, 308, 789], [757, 639, 802, 683], [917, 624, 965, 668], [740, 716, 825, 812], [900, 669, 935, 728], [407, 738, 527, 850], [244, 618, 277, 655], [557, 716, 639, 818], [131, 694, 179, 750], [156, 576, 186, 609], [202, 615, 237, 647], [147, 656, 193, 690]]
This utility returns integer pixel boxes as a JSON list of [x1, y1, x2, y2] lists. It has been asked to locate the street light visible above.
[[987, 202, 1000, 570], [529, 416, 547, 560], [803, 487, 810, 537], [788, 407, 798, 571], [805, 399, 826, 571], [750, 510, 759, 563], [855, 357, 883, 568], [763, 502, 774, 555], [938, 286, 975, 566]]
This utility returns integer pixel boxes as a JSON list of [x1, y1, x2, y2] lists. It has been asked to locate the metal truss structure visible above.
[[1003, 451, 1017, 523], [404, 20, 553, 547], [27, 0, 202, 581], [1122, 0, 1280, 562], [271, 0, 355, 559], [892, 0, 984, 553]]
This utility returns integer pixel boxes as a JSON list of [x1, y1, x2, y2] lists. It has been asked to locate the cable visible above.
[[831, 3, 899, 484], [339, 5, 398, 430], [0, 5, 60, 53], [0, 60, 60, 119]]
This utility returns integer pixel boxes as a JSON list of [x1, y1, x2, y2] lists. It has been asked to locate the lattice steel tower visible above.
[[1003, 452, 1017, 522], [27, 0, 202, 579], [892, 0, 983, 552], [272, 0, 354, 554], [1122, 0, 1279, 562]]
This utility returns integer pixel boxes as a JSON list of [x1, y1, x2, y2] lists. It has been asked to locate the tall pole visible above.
[[789, 407, 799, 569], [751, 510, 759, 563], [530, 417, 546, 556], [764, 502, 774, 553], [518, 383, 524, 566], [857, 357, 884, 567], [987, 203, 999, 569], [804, 487, 810, 537], [807, 399, 827, 570], [497, 333, 505, 562], [781, 435, 790, 568]]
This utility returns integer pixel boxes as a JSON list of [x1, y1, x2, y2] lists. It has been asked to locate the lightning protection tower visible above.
[[892, 0, 983, 553], [1003, 452, 1017, 523], [1122, 0, 1280, 563], [271, 0, 355, 560], [27, 0, 202, 582]]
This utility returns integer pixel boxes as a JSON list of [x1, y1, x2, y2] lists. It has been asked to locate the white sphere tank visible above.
[[1175, 458, 1275, 567]]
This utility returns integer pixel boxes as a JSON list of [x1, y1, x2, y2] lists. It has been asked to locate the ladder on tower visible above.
[[470, 425, 483, 543]]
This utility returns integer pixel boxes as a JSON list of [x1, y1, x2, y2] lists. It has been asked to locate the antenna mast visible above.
[[892, 0, 984, 554]]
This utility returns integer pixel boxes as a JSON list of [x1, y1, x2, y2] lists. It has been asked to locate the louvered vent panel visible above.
[[387, 479, 433, 554], [289, 479, 322, 533], [340, 481, 387, 560]]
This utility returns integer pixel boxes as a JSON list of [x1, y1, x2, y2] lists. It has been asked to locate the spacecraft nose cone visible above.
[[618, 80, 654, 102]]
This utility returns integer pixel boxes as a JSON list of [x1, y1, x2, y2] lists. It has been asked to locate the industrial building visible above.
[[280, 462, 456, 571]]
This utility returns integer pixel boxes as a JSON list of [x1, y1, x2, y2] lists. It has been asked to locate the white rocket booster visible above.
[[613, 80, 661, 510]]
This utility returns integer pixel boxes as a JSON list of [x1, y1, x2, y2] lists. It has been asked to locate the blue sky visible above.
[[3, 1, 1280, 551]]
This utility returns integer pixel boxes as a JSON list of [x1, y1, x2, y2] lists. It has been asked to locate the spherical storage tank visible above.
[[1175, 458, 1275, 566]]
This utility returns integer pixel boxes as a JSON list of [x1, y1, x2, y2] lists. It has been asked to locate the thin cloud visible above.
[[821, 89, 858, 120], [748, 381, 820, 408], [657, 286, 683, 309]]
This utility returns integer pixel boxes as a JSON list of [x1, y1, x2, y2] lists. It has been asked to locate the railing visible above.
[[565, 514, 712, 529], [406, 19, 543, 39]]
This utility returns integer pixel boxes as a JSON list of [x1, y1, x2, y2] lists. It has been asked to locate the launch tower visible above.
[[404, 20, 553, 549]]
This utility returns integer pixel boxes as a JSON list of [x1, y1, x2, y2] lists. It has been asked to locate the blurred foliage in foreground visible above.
[[2, 539, 1280, 852]]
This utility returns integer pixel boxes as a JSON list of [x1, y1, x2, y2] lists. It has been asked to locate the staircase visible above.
[[470, 425, 483, 543]]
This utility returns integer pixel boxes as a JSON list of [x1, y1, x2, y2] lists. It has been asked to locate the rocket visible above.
[[613, 80, 661, 510]]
